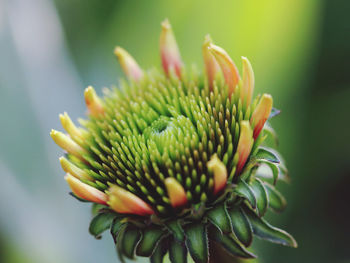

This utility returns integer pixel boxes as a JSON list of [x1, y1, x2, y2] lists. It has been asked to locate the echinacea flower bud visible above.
[[84, 86, 104, 117], [207, 154, 227, 195], [241, 56, 255, 106], [60, 157, 92, 180], [164, 177, 188, 208], [65, 173, 107, 204], [114, 46, 144, 81], [107, 185, 154, 216], [250, 94, 273, 139], [160, 19, 182, 78], [50, 129, 86, 159], [208, 43, 241, 97], [202, 35, 220, 90], [236, 121, 254, 174]]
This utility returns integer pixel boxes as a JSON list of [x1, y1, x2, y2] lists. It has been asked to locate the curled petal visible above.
[[60, 157, 92, 180], [241, 56, 255, 106], [160, 19, 182, 78], [107, 185, 154, 216], [208, 44, 241, 97], [84, 86, 104, 117], [65, 173, 107, 204], [164, 177, 188, 208], [207, 154, 227, 195], [250, 94, 273, 139], [114, 46, 144, 81], [202, 35, 220, 91], [236, 121, 254, 174], [50, 130, 86, 159]]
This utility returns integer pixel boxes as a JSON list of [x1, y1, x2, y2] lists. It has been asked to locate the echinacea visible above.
[[51, 19, 296, 263]]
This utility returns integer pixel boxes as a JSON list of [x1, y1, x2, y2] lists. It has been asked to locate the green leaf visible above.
[[234, 179, 257, 209], [110, 217, 126, 243], [209, 227, 256, 259], [257, 160, 279, 184], [136, 227, 164, 257], [255, 147, 280, 163], [207, 203, 232, 234], [169, 239, 187, 263], [250, 178, 269, 217], [121, 225, 142, 259], [185, 224, 208, 263], [264, 183, 287, 212], [151, 239, 168, 263], [244, 206, 297, 247], [166, 220, 185, 242], [89, 212, 116, 239], [91, 203, 108, 216], [228, 207, 253, 247], [115, 223, 128, 263]]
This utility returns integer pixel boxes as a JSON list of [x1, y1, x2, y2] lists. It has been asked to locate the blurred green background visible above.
[[1, 0, 349, 262]]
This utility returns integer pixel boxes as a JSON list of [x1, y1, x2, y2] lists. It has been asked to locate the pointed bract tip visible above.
[[164, 177, 188, 208], [241, 56, 255, 106], [208, 44, 241, 97], [84, 86, 104, 117], [107, 185, 154, 216], [250, 94, 273, 139], [114, 46, 143, 81], [236, 121, 254, 174], [50, 129, 86, 159], [160, 19, 182, 78], [59, 112, 83, 141], [202, 35, 220, 91], [60, 157, 92, 180], [207, 154, 227, 195], [65, 173, 107, 204]]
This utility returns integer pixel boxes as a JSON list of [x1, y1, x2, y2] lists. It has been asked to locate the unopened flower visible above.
[[51, 19, 296, 263]]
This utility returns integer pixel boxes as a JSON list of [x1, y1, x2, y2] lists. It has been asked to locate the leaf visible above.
[[89, 212, 116, 239], [121, 225, 142, 259], [244, 206, 297, 247], [250, 178, 269, 217], [228, 207, 253, 247], [110, 217, 126, 243], [268, 107, 281, 119], [115, 223, 128, 263], [255, 147, 280, 163], [185, 224, 208, 263], [150, 238, 168, 263], [264, 183, 287, 212], [166, 220, 185, 242], [209, 227, 256, 259], [136, 227, 164, 257], [234, 179, 257, 209], [258, 160, 279, 184], [169, 238, 188, 263], [207, 203, 232, 234]]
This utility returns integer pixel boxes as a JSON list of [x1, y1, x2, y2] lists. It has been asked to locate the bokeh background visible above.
[[1, 0, 349, 262]]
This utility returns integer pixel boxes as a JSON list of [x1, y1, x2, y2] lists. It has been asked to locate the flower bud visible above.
[[107, 185, 154, 216], [208, 44, 240, 97], [164, 177, 188, 208], [114, 46, 144, 81], [241, 56, 255, 106], [207, 154, 227, 195], [65, 173, 107, 204], [84, 86, 104, 117], [202, 35, 220, 91], [250, 94, 273, 139], [236, 121, 254, 174], [50, 130, 86, 159], [160, 19, 182, 78]]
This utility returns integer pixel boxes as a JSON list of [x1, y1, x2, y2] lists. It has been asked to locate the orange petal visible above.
[[250, 94, 273, 139], [84, 86, 104, 117], [164, 177, 187, 208], [236, 121, 254, 174], [202, 35, 220, 91], [114, 46, 144, 81], [208, 44, 241, 97], [107, 185, 154, 216], [241, 57, 255, 106], [207, 155, 227, 195], [160, 19, 182, 78], [65, 173, 107, 204], [50, 129, 86, 159]]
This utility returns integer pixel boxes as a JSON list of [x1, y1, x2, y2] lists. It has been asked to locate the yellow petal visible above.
[[50, 130, 86, 159], [59, 112, 84, 142], [207, 155, 227, 195], [164, 177, 187, 208], [60, 157, 91, 180], [114, 46, 143, 81], [84, 86, 104, 117], [241, 57, 255, 106], [107, 185, 154, 216], [160, 19, 182, 78], [65, 173, 107, 204], [250, 94, 273, 139], [236, 121, 254, 174]]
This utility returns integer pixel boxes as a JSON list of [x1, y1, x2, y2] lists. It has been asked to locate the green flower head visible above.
[[51, 19, 296, 263]]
